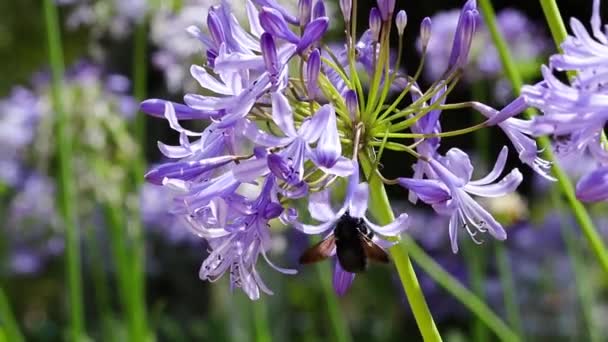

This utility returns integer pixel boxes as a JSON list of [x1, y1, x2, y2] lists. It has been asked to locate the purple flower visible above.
[[290, 163, 409, 294], [575, 166, 608, 202], [191, 177, 296, 300], [399, 147, 523, 252]]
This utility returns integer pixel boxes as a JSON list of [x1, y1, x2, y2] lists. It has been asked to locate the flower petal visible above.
[[465, 168, 523, 198], [397, 178, 451, 204], [469, 146, 508, 186], [308, 189, 337, 222], [363, 212, 409, 237], [292, 218, 337, 234], [348, 182, 369, 218], [333, 260, 356, 296], [271, 92, 297, 137], [576, 167, 608, 202]]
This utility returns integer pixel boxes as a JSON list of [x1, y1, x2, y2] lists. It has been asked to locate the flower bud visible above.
[[377, 0, 395, 21], [298, 0, 312, 27], [312, 0, 326, 19], [259, 7, 300, 44], [396, 10, 407, 36], [340, 0, 352, 23], [344, 90, 358, 120], [261, 33, 279, 83], [369, 7, 382, 42], [420, 17, 432, 50], [207, 10, 226, 47], [307, 49, 321, 98]]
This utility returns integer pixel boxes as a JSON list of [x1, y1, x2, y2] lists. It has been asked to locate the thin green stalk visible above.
[[316, 262, 353, 342], [0, 287, 24, 342], [252, 301, 272, 342], [538, 0, 568, 53], [85, 225, 114, 341], [359, 154, 442, 342], [131, 20, 149, 341], [42, 0, 85, 340], [105, 204, 137, 340], [402, 237, 520, 342], [478, 0, 608, 277], [462, 245, 488, 342], [494, 244, 523, 339], [471, 82, 522, 339], [550, 191, 599, 342]]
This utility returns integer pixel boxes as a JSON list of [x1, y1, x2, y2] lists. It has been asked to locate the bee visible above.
[[299, 212, 389, 273]]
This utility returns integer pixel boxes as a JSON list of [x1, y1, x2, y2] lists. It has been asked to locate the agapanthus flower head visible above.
[[143, 0, 527, 298], [521, 0, 608, 202]]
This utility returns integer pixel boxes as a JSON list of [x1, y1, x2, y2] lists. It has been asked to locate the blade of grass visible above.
[[42, 0, 85, 339], [0, 287, 24, 342]]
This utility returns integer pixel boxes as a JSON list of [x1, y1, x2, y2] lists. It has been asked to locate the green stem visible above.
[[42, 0, 85, 340], [316, 262, 353, 342], [105, 204, 137, 340], [462, 244, 488, 342], [359, 154, 442, 342], [0, 287, 24, 342], [550, 191, 599, 342], [538, 0, 568, 52], [478, 0, 608, 277], [85, 225, 113, 341], [131, 21, 149, 341], [494, 244, 523, 339], [252, 301, 272, 342], [403, 237, 520, 342]]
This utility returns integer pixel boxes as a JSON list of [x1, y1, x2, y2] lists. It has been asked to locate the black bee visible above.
[[299, 212, 389, 273]]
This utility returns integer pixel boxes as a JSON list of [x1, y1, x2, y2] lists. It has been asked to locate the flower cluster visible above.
[[521, 0, 608, 202], [0, 62, 143, 275], [142, 0, 531, 299]]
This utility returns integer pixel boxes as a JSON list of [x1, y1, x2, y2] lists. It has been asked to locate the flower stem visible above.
[[494, 244, 523, 339], [538, 0, 568, 52], [0, 287, 24, 342], [252, 301, 272, 342], [462, 244, 488, 342], [478, 0, 608, 277], [359, 154, 442, 342], [550, 190, 600, 342], [42, 0, 85, 340], [402, 237, 520, 342], [316, 261, 353, 342], [130, 20, 149, 341]]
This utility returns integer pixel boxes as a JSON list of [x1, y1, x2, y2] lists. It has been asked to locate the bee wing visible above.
[[299, 235, 336, 265], [359, 234, 389, 264]]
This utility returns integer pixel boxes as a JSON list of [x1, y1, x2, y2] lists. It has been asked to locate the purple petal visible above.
[[318, 156, 355, 177], [363, 212, 409, 237], [348, 183, 369, 218], [333, 260, 355, 296], [469, 146, 508, 186], [145, 156, 235, 185], [271, 92, 297, 137], [261, 33, 280, 80], [232, 158, 270, 182], [298, 105, 331, 142], [297, 17, 328, 52], [465, 169, 523, 198], [397, 178, 451, 204], [312, 106, 341, 168], [576, 167, 608, 202], [449, 212, 459, 253], [259, 7, 300, 44], [292, 218, 337, 234], [308, 189, 337, 222], [140, 99, 219, 120], [190, 65, 233, 95], [307, 49, 321, 98]]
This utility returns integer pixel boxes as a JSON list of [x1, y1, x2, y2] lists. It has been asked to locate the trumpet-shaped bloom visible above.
[[399, 147, 523, 252]]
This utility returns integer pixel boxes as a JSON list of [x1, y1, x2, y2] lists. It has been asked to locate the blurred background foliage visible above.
[[1, 0, 608, 341]]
